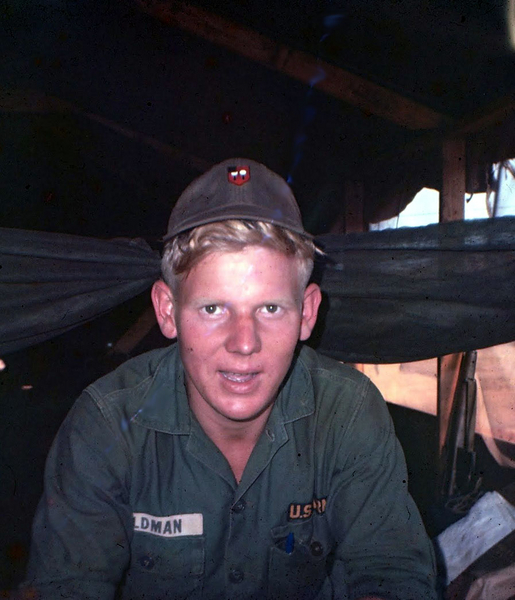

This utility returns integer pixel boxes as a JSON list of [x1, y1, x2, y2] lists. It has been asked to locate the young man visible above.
[[23, 159, 437, 599]]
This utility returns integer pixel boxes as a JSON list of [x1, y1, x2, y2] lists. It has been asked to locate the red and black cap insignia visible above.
[[227, 165, 250, 186]]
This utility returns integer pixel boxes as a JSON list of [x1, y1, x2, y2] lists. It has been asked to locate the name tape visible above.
[[133, 512, 203, 538]]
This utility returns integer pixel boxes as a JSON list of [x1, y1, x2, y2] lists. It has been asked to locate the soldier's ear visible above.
[[151, 280, 178, 340], [299, 283, 322, 341]]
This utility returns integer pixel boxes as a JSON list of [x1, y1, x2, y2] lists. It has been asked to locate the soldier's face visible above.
[[152, 246, 321, 427]]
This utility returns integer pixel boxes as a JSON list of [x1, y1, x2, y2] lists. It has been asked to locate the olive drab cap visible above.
[[164, 158, 310, 241]]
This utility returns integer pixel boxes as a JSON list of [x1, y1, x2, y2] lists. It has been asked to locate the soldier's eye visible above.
[[203, 305, 219, 315]]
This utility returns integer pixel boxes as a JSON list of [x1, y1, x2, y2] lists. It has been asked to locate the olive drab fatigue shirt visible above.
[[24, 344, 437, 600]]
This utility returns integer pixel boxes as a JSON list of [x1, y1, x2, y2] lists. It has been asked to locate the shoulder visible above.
[[86, 345, 176, 399], [298, 345, 375, 401], [297, 345, 391, 435], [78, 345, 179, 426], [55, 345, 179, 451]]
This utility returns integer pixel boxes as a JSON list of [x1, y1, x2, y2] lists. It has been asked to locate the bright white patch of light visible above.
[[370, 188, 491, 231], [489, 161, 515, 216], [0, 359, 6, 371], [371, 159, 515, 231]]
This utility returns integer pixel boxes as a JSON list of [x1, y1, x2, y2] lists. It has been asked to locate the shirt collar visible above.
[[132, 344, 192, 434], [271, 346, 315, 425], [132, 343, 315, 434]]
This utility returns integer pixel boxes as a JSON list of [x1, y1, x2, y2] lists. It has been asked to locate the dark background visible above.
[[2, 0, 515, 591]]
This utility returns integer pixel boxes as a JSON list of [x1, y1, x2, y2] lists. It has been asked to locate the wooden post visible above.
[[437, 136, 466, 495], [440, 137, 466, 222]]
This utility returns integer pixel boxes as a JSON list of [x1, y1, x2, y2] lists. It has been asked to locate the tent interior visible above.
[[2, 0, 515, 596]]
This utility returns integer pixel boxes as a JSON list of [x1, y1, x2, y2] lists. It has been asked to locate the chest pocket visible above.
[[267, 517, 335, 600], [122, 533, 205, 600]]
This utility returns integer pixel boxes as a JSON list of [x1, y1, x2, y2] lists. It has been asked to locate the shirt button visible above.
[[310, 541, 323, 557], [138, 555, 155, 570], [232, 499, 246, 513], [229, 568, 244, 583]]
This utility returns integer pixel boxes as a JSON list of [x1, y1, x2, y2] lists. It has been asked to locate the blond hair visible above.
[[161, 220, 315, 293]]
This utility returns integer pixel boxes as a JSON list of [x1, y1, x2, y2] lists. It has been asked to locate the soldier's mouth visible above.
[[220, 371, 258, 383]]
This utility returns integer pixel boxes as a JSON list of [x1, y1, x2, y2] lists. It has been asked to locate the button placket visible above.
[[310, 541, 323, 557], [228, 568, 244, 583], [227, 495, 250, 588], [232, 498, 246, 513], [138, 555, 155, 570]]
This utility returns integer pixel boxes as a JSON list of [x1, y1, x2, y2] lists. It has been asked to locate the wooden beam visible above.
[[135, 0, 448, 131], [437, 136, 466, 494], [456, 93, 515, 136], [0, 88, 212, 173]]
